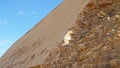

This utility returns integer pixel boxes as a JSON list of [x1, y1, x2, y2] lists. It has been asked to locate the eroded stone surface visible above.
[[1, 0, 120, 68], [0, 0, 90, 68], [36, 0, 120, 68]]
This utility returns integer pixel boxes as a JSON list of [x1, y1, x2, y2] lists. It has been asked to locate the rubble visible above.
[[40, 0, 120, 68], [1, 0, 120, 68]]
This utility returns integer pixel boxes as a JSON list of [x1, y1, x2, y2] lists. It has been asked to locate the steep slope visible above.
[[0, 0, 90, 68], [30, 0, 120, 68]]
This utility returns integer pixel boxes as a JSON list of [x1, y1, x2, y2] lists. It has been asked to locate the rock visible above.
[[110, 59, 120, 67]]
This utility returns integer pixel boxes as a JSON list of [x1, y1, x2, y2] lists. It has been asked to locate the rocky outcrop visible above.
[[0, 0, 120, 68], [0, 0, 90, 68], [32, 0, 120, 68]]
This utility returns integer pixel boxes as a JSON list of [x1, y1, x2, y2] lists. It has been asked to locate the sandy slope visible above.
[[0, 0, 90, 68]]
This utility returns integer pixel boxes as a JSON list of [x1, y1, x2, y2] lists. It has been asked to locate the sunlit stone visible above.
[[116, 38, 119, 40], [107, 17, 110, 20], [113, 18, 116, 20], [118, 34, 120, 37], [115, 15, 119, 18], [107, 17, 111, 21], [99, 25, 102, 27], [112, 29, 115, 32], [117, 31, 120, 33], [63, 30, 73, 46], [107, 33, 110, 35]]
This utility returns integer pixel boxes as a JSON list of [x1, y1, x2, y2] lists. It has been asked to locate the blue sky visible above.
[[0, 0, 63, 57]]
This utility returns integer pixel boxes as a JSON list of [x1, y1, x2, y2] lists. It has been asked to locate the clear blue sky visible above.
[[0, 0, 63, 57]]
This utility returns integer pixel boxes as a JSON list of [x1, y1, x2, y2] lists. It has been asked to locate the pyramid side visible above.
[[32, 0, 120, 68], [0, 0, 90, 68]]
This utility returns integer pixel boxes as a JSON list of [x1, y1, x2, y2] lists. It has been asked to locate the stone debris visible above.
[[63, 30, 73, 46], [1, 0, 120, 68], [31, 0, 120, 68]]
